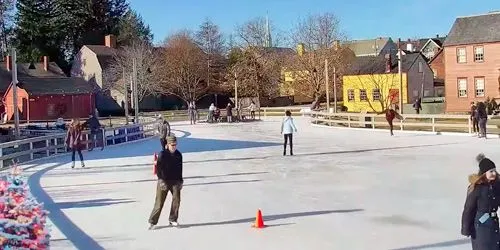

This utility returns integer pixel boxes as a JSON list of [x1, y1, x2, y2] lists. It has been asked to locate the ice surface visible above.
[[21, 117, 496, 250]]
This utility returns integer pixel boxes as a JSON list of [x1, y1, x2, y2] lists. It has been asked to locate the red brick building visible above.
[[2, 56, 94, 121], [443, 11, 500, 112]]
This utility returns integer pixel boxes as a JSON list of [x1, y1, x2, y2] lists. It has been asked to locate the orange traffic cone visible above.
[[153, 153, 158, 175], [252, 209, 266, 228]]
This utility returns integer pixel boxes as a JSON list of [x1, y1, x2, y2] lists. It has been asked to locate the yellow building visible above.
[[342, 53, 434, 113]]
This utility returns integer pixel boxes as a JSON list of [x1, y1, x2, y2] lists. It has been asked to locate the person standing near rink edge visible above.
[[461, 154, 500, 250], [148, 135, 183, 229], [281, 110, 297, 156], [156, 114, 171, 149]]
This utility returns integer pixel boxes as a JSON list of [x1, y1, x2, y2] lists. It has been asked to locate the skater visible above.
[[248, 101, 256, 120], [379, 105, 403, 136], [226, 103, 233, 123], [413, 98, 422, 114], [148, 135, 183, 229], [281, 110, 297, 156], [476, 102, 488, 138], [65, 118, 85, 168], [470, 102, 479, 136], [208, 103, 216, 123], [157, 115, 171, 149], [188, 101, 197, 125], [83, 113, 103, 151], [461, 154, 500, 250]]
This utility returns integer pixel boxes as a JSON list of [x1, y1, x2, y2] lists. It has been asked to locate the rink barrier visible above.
[[143, 107, 307, 121], [310, 111, 500, 136], [0, 121, 157, 170]]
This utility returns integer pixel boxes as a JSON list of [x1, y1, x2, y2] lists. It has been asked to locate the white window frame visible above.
[[475, 77, 485, 97], [474, 46, 484, 62], [347, 89, 355, 101], [458, 78, 467, 98], [359, 89, 367, 101], [457, 47, 467, 63], [372, 89, 381, 101]]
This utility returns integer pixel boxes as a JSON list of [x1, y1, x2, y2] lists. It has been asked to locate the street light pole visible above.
[[234, 72, 238, 109], [324, 59, 330, 112], [133, 57, 139, 123], [333, 66, 337, 113], [398, 38, 403, 113], [11, 49, 19, 138]]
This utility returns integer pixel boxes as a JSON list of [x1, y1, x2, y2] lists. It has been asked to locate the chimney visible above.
[[43, 56, 49, 71], [105, 34, 116, 48], [385, 53, 391, 73], [406, 43, 413, 52], [5, 55, 11, 71], [297, 43, 305, 56]]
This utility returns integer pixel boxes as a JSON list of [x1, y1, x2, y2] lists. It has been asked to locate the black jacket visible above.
[[157, 121, 171, 140], [83, 117, 101, 131], [462, 175, 500, 250], [156, 149, 183, 183]]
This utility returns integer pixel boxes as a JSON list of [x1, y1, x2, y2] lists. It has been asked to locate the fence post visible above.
[[125, 127, 128, 142], [432, 117, 436, 132], [45, 139, 50, 157], [0, 147, 3, 169], [348, 115, 351, 128], [371, 115, 375, 129], [54, 137, 58, 154], [400, 119, 404, 131], [29, 142, 34, 160]]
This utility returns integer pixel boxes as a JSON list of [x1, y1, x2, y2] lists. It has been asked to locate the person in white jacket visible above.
[[281, 110, 297, 156]]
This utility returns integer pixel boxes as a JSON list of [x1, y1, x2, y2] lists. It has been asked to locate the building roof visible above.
[[347, 53, 421, 75], [0, 61, 68, 93], [17, 77, 94, 95], [85, 45, 117, 70], [444, 11, 500, 46], [344, 37, 392, 56]]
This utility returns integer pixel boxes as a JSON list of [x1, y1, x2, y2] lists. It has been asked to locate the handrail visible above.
[[310, 111, 500, 134], [0, 120, 158, 170]]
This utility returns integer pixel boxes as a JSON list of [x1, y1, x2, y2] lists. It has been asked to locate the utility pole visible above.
[[234, 72, 238, 109], [398, 38, 403, 114], [324, 59, 330, 112], [132, 57, 139, 123], [333, 66, 337, 113], [11, 49, 19, 138], [123, 70, 129, 124]]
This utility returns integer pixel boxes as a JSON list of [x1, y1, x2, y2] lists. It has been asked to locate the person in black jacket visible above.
[[148, 135, 183, 229], [461, 154, 500, 250], [476, 102, 488, 138], [82, 113, 103, 151], [156, 115, 171, 149]]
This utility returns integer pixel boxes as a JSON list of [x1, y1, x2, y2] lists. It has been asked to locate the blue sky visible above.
[[129, 0, 499, 45]]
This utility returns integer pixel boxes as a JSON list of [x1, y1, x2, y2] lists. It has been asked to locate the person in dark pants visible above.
[[413, 98, 422, 114], [148, 135, 183, 229], [65, 119, 85, 168], [83, 113, 103, 151], [470, 102, 479, 136], [281, 110, 297, 156], [476, 102, 488, 138], [461, 154, 500, 250], [379, 106, 403, 136], [157, 115, 171, 149]]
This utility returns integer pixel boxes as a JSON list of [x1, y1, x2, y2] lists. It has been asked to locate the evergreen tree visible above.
[[116, 9, 153, 46], [15, 0, 63, 63]]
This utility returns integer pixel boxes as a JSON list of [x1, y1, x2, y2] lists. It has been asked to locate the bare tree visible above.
[[286, 12, 354, 107], [0, 0, 14, 56], [157, 32, 210, 104], [236, 16, 289, 47], [104, 40, 161, 102], [225, 46, 286, 107], [195, 19, 225, 56]]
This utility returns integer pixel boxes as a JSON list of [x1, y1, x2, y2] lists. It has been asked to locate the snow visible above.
[[21, 117, 498, 250]]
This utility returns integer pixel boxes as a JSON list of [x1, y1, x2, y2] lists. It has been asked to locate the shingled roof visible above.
[[17, 77, 94, 95], [345, 37, 392, 56], [347, 53, 421, 75], [85, 45, 117, 70], [444, 11, 500, 46]]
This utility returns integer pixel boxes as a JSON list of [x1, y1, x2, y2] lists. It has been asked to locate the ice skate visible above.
[[169, 221, 179, 227], [81, 162, 85, 168], [71, 162, 75, 169], [148, 224, 156, 230]]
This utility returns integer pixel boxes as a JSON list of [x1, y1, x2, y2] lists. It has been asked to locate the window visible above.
[[457, 78, 467, 97], [372, 89, 380, 101], [359, 89, 367, 101], [457, 48, 466, 63], [475, 77, 485, 97], [474, 46, 484, 62], [347, 89, 355, 101]]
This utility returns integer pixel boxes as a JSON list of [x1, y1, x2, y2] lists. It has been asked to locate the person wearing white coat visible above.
[[281, 110, 297, 156]]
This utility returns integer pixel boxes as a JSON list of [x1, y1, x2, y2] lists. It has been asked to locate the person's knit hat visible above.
[[476, 153, 496, 175], [166, 135, 177, 144]]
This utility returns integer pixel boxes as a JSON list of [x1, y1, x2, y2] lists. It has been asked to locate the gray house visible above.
[[345, 37, 398, 57]]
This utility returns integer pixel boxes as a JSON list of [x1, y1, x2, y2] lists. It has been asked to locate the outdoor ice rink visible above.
[[22, 117, 500, 250]]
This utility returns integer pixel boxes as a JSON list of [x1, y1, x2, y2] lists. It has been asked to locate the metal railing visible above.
[[0, 121, 157, 169], [310, 111, 500, 135]]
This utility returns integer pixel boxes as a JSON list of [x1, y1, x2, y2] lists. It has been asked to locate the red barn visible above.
[[2, 57, 94, 122]]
